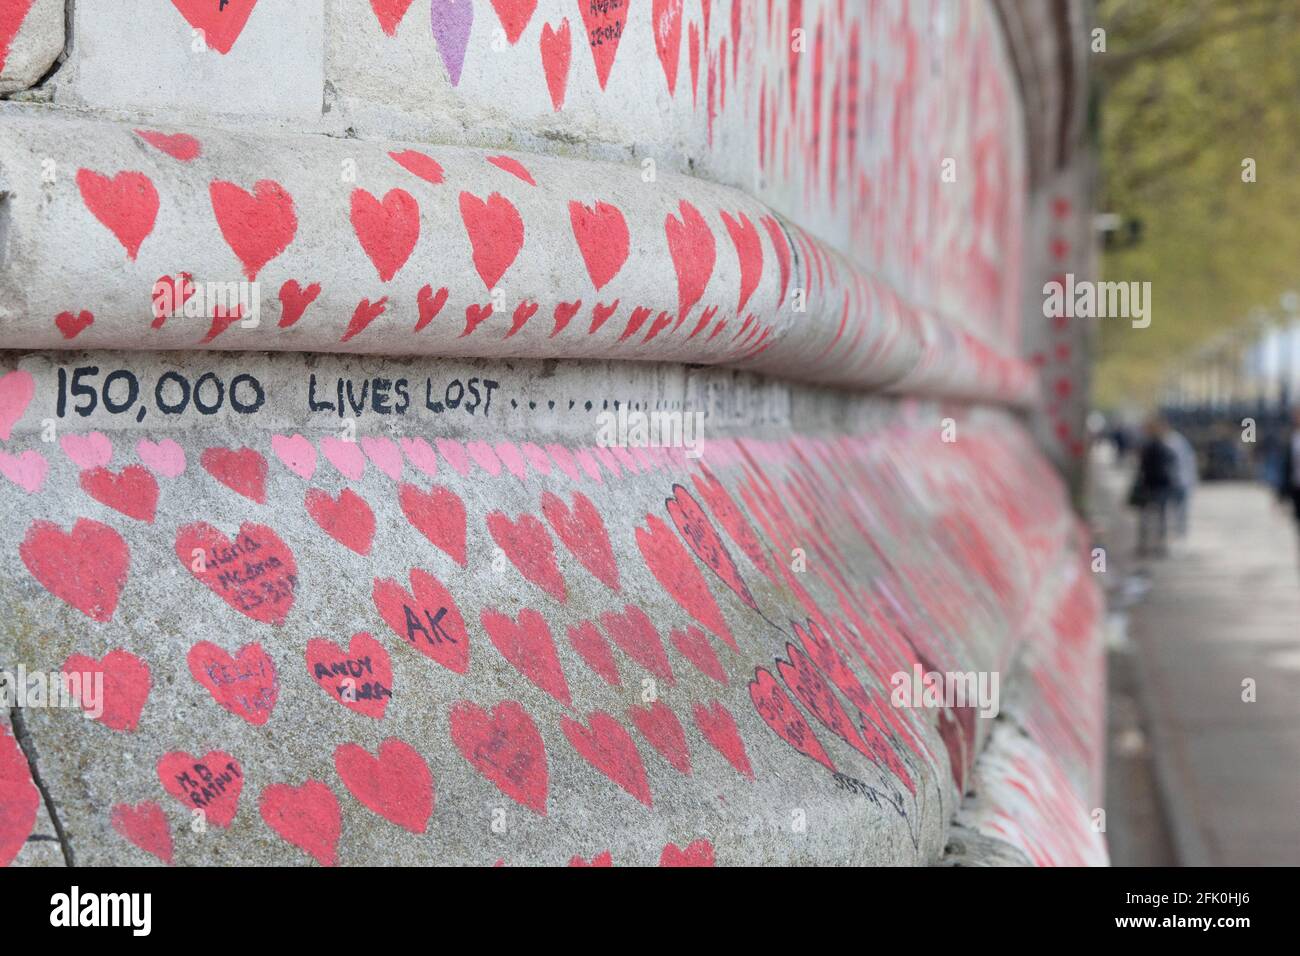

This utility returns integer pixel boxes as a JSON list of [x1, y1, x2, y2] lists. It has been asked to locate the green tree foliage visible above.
[[1094, 0, 1300, 407]]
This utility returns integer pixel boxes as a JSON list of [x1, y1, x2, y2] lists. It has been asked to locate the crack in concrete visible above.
[[9, 705, 75, 866]]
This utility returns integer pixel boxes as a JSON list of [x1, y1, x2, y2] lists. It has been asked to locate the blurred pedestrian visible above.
[[1129, 417, 1177, 558], [1273, 407, 1300, 527], [1164, 425, 1198, 537]]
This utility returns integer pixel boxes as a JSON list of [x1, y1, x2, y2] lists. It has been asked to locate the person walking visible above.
[[1274, 407, 1300, 527], [1164, 425, 1198, 537], [1129, 417, 1177, 558]]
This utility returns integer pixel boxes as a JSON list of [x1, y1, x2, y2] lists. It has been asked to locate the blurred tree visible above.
[[1093, 0, 1300, 407]]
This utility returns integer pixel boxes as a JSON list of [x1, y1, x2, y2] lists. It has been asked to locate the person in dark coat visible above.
[[1130, 417, 1177, 558], [1274, 408, 1300, 525]]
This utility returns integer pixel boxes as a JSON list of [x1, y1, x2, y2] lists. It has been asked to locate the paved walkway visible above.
[[1121, 479, 1300, 866]]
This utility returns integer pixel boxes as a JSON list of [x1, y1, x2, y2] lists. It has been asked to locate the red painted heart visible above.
[[575, 0, 629, 89], [175, 522, 297, 625], [776, 642, 872, 760], [652, 0, 684, 94], [541, 490, 619, 591], [351, 187, 420, 282], [335, 738, 433, 833], [76, 169, 158, 260], [170, 0, 259, 54], [111, 801, 173, 864], [459, 191, 524, 290], [80, 465, 159, 523], [156, 750, 243, 827], [368, 0, 416, 35], [693, 700, 753, 778], [749, 666, 834, 772], [135, 129, 202, 161], [259, 780, 341, 866], [449, 700, 548, 815], [55, 309, 94, 340], [664, 200, 716, 323], [488, 0, 536, 43], [372, 568, 469, 673], [635, 514, 734, 649], [389, 149, 444, 185], [0, 724, 39, 866], [306, 487, 375, 555], [600, 604, 673, 686], [306, 632, 392, 719], [209, 179, 297, 280], [627, 700, 690, 775], [398, 482, 466, 565], [568, 200, 629, 291], [671, 626, 726, 684], [561, 711, 652, 807], [659, 838, 714, 866], [486, 510, 566, 601], [188, 641, 278, 726], [278, 279, 321, 328], [721, 210, 764, 315], [566, 621, 620, 687], [481, 607, 570, 705], [539, 18, 571, 110], [62, 649, 151, 732], [20, 518, 128, 623], [200, 446, 267, 503], [666, 483, 756, 610]]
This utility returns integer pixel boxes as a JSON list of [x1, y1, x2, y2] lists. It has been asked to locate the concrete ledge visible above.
[[0, 109, 1035, 406]]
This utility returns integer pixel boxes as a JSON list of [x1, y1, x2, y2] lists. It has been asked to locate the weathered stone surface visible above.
[[0, 0, 62, 95]]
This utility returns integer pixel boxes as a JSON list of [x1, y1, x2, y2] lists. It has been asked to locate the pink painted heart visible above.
[[449, 700, 548, 815], [636, 514, 734, 649], [398, 482, 466, 565], [21, 519, 128, 622], [0, 724, 40, 866], [188, 640, 278, 725], [627, 700, 690, 775], [600, 604, 673, 685], [400, 437, 439, 476], [170, 0, 259, 54], [111, 801, 173, 864], [259, 780, 341, 866], [569, 200, 629, 291], [561, 711, 651, 807], [335, 738, 433, 833], [321, 436, 366, 480], [60, 431, 112, 470], [0, 449, 47, 493], [77, 169, 158, 260], [271, 433, 317, 480], [307, 632, 392, 719], [209, 178, 297, 280], [486, 510, 566, 601], [352, 188, 420, 282], [200, 446, 267, 502], [0, 369, 35, 440], [62, 649, 150, 732], [665, 200, 716, 323], [175, 522, 297, 625], [459, 191, 524, 290], [372, 568, 469, 673], [136, 438, 186, 478], [541, 490, 619, 591], [157, 750, 243, 827], [481, 607, 570, 705], [306, 487, 375, 555], [361, 436, 403, 480], [693, 700, 753, 778]]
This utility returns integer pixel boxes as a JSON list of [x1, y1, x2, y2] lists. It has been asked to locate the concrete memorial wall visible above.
[[0, 0, 1105, 866]]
